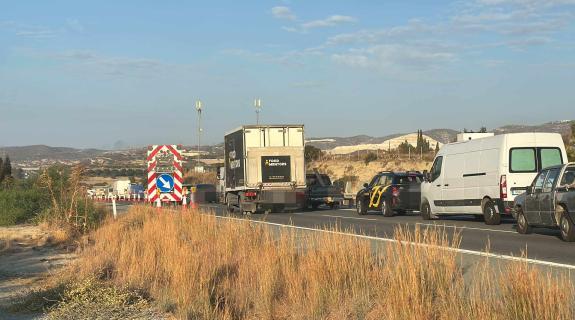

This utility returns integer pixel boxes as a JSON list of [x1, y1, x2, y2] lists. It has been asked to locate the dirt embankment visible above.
[[307, 158, 432, 191], [0, 225, 77, 319]]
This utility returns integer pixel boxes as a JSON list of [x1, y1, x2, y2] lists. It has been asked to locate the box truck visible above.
[[421, 133, 567, 225], [224, 125, 306, 213]]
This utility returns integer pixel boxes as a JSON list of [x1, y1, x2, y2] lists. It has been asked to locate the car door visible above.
[[524, 170, 548, 225], [370, 175, 390, 209], [428, 156, 445, 213], [539, 168, 561, 226]]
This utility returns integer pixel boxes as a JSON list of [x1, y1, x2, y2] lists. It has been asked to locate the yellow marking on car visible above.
[[370, 185, 389, 208]]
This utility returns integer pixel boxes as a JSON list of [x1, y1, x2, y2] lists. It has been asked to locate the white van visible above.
[[420, 133, 567, 225]]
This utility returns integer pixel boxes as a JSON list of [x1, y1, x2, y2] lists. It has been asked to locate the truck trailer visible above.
[[224, 125, 306, 214]]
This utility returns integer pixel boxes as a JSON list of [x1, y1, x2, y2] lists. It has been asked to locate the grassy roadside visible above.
[[22, 205, 569, 320]]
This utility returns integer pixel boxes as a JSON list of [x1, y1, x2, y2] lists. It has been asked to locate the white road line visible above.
[[320, 214, 379, 221], [213, 215, 575, 271], [415, 222, 517, 234]]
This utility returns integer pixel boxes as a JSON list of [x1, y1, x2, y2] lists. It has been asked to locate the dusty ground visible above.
[[308, 158, 432, 192], [0, 226, 76, 320]]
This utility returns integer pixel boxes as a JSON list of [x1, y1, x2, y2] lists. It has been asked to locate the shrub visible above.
[[0, 188, 49, 226], [364, 152, 377, 165]]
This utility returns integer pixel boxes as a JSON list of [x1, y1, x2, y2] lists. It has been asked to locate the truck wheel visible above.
[[483, 199, 501, 225], [382, 199, 394, 217], [356, 198, 367, 215], [421, 202, 432, 220], [559, 211, 575, 242], [516, 207, 532, 234], [226, 198, 235, 214]]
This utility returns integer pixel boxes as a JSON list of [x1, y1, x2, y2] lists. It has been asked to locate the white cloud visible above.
[[332, 44, 455, 71], [271, 6, 296, 20], [301, 15, 357, 29]]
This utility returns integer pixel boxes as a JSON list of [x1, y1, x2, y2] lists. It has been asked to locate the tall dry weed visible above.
[[67, 206, 574, 320]]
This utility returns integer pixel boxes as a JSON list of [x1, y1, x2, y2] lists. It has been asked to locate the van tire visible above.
[[559, 211, 575, 242], [483, 199, 501, 225], [382, 199, 394, 217], [516, 207, 532, 234], [421, 202, 432, 220], [357, 198, 367, 215]]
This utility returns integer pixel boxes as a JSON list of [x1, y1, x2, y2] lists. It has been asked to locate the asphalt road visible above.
[[201, 204, 575, 267]]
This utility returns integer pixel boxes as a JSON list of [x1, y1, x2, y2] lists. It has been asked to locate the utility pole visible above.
[[254, 98, 262, 125], [195, 100, 203, 172]]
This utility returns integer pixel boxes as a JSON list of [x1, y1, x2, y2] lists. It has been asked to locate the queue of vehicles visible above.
[[214, 125, 573, 241]]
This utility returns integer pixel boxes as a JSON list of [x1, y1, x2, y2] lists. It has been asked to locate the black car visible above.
[[356, 171, 423, 216]]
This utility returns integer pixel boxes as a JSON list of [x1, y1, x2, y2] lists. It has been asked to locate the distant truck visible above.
[[224, 125, 307, 214], [306, 172, 343, 210], [113, 179, 131, 199], [513, 163, 575, 241]]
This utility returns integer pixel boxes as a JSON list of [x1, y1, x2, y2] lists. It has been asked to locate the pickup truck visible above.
[[513, 163, 575, 241], [306, 173, 343, 210]]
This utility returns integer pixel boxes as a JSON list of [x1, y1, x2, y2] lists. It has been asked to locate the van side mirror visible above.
[[363, 183, 369, 188], [423, 170, 430, 182]]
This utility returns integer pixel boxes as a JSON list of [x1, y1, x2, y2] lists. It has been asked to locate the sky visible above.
[[1, 0, 574, 148]]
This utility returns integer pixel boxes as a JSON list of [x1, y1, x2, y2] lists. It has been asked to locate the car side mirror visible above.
[[363, 183, 369, 188]]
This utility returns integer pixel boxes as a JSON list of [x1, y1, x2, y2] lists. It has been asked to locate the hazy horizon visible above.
[[2, 1, 575, 148]]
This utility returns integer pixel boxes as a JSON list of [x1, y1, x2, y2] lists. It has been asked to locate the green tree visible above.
[[0, 157, 4, 183], [479, 126, 488, 133], [364, 152, 377, 165], [3, 155, 12, 178], [305, 145, 323, 162], [398, 140, 416, 154]]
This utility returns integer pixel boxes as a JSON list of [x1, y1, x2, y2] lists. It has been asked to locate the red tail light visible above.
[[500, 175, 507, 200], [245, 191, 257, 197], [392, 186, 400, 197]]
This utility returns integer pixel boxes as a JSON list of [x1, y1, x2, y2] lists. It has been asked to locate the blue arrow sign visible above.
[[156, 173, 174, 193]]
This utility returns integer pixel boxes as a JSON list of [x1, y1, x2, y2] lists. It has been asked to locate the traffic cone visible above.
[[190, 187, 198, 209]]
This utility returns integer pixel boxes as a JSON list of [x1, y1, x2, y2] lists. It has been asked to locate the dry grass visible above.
[[63, 206, 574, 320]]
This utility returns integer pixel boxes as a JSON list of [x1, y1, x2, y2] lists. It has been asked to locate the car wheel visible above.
[[421, 202, 432, 220], [382, 199, 394, 217], [311, 203, 319, 211], [516, 207, 531, 234], [560, 212, 575, 242], [483, 199, 501, 225], [357, 198, 367, 215]]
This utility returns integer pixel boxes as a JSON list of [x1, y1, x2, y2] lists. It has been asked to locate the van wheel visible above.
[[483, 199, 501, 225], [357, 198, 367, 215], [382, 199, 394, 217], [516, 208, 532, 234], [421, 202, 432, 220], [560, 212, 575, 242]]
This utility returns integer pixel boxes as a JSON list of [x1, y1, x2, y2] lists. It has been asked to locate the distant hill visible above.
[[2, 120, 572, 162], [0, 145, 106, 162]]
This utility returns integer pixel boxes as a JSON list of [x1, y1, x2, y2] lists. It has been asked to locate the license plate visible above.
[[512, 189, 525, 195]]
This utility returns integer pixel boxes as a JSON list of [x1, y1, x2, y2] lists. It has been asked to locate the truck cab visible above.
[[514, 163, 575, 241]]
